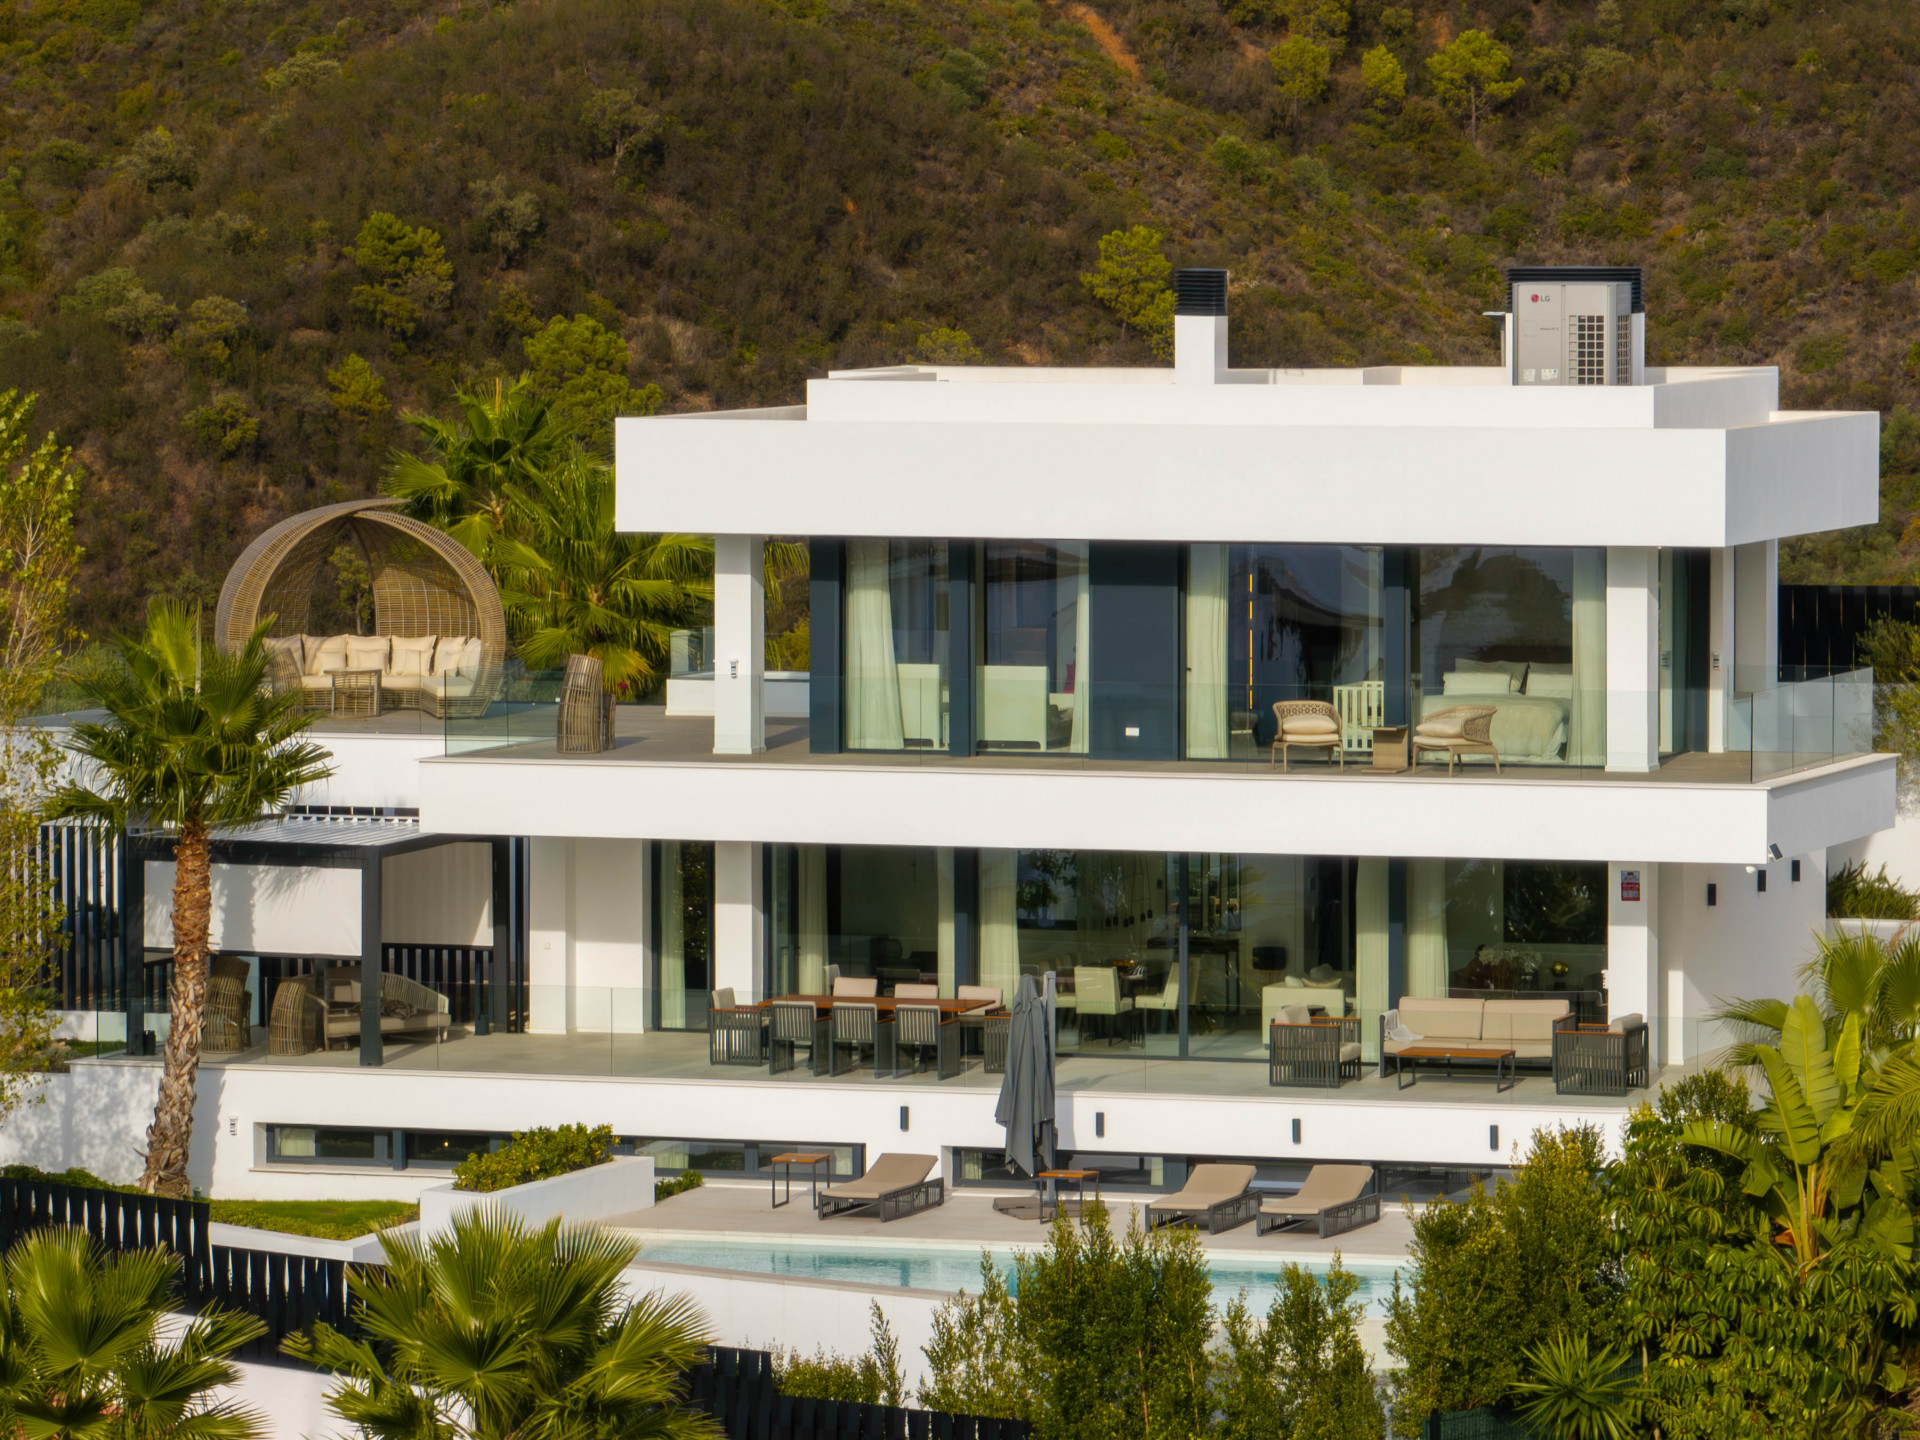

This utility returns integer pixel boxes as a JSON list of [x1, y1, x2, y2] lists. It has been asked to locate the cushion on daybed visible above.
[[432, 636, 470, 675], [388, 635, 437, 677], [265, 635, 305, 672], [307, 635, 351, 675], [346, 636, 390, 672]]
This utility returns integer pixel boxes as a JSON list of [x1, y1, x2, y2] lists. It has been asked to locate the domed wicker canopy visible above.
[[214, 498, 507, 668]]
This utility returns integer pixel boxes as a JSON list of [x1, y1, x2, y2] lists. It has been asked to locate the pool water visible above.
[[637, 1235, 1405, 1317]]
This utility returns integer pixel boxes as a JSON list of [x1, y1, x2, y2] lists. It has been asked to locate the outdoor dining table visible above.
[[754, 995, 994, 1017]]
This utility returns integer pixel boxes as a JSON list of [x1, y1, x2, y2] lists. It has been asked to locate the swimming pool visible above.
[[635, 1235, 1405, 1317]]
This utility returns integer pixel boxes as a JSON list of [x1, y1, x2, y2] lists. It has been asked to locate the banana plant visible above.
[[1682, 996, 1918, 1271]]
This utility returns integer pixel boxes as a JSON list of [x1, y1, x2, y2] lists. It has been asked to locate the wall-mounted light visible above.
[[1757, 871, 1767, 893], [1707, 883, 1717, 907], [899, 1106, 909, 1132], [1291, 1119, 1302, 1145], [1791, 860, 1802, 883], [1094, 1112, 1105, 1139], [1489, 1125, 1500, 1152]]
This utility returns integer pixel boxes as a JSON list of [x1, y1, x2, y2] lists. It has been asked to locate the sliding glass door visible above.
[[978, 542, 1089, 753], [844, 540, 950, 751]]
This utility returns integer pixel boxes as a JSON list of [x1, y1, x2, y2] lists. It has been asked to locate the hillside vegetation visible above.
[[0, 0, 1916, 633]]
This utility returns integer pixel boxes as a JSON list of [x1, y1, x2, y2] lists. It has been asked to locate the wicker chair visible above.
[[1412, 705, 1501, 774], [213, 498, 507, 719], [1271, 700, 1346, 771], [268, 977, 324, 1057], [204, 957, 253, 1053], [558, 653, 614, 754]]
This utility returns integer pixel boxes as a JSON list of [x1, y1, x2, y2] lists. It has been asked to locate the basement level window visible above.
[[263, 1125, 504, 1170], [633, 1138, 864, 1180]]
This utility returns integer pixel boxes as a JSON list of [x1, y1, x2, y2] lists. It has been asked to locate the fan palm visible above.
[[283, 1208, 715, 1440], [0, 1227, 267, 1439], [49, 604, 332, 1197], [491, 451, 711, 694], [1716, 926, 1920, 1063], [384, 376, 562, 565]]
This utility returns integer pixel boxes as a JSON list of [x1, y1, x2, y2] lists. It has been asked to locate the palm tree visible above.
[[50, 605, 332, 1197], [384, 376, 562, 565], [0, 1227, 267, 1439], [491, 451, 712, 694], [1717, 925, 1920, 1062], [284, 1208, 716, 1440]]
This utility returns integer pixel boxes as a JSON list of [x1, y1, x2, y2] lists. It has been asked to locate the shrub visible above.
[[118, 126, 197, 192], [654, 1169, 705, 1203], [452, 1122, 612, 1192], [778, 1303, 905, 1406], [1826, 859, 1919, 920], [185, 392, 260, 456], [348, 212, 454, 339], [171, 296, 248, 372]]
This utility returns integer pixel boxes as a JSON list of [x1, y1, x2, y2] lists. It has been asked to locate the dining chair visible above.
[[769, 1000, 827, 1076], [893, 1003, 959, 1079], [831, 1001, 894, 1076], [832, 975, 879, 998]]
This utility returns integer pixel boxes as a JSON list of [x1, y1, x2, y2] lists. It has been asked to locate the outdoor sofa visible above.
[[816, 1152, 945, 1222], [1145, 1163, 1260, 1234], [1256, 1165, 1380, 1238], [1381, 997, 1574, 1080]]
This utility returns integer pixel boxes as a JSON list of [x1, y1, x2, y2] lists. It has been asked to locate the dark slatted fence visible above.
[[205, 1243, 355, 1363], [685, 1347, 1033, 1440], [1779, 583, 1920, 671]]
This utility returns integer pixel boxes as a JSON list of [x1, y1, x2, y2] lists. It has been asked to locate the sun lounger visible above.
[[816, 1152, 945, 1222], [1144, 1163, 1259, 1234], [1256, 1164, 1379, 1238]]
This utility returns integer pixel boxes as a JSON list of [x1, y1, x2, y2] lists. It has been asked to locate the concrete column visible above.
[[713, 840, 764, 1003], [1606, 863, 1657, 1034], [1706, 548, 1735, 752], [1733, 539, 1779, 695], [526, 837, 572, 1034], [714, 534, 766, 755], [1606, 547, 1659, 772]]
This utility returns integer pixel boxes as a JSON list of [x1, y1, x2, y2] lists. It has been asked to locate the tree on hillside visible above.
[[580, 88, 661, 175], [522, 313, 664, 445], [1080, 227, 1176, 360], [285, 1208, 713, 1440], [348, 212, 454, 340], [51, 607, 331, 1197], [383, 376, 563, 566], [1269, 35, 1332, 128], [0, 390, 79, 1124], [1360, 45, 1406, 106], [1426, 31, 1523, 143]]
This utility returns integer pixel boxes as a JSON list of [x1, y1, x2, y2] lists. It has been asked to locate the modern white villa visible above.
[[28, 265, 1895, 1209]]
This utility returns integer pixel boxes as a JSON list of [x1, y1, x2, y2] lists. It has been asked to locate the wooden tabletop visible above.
[[1039, 1169, 1100, 1180], [1396, 1044, 1514, 1060], [768, 1152, 831, 1165], [758, 995, 993, 1016]]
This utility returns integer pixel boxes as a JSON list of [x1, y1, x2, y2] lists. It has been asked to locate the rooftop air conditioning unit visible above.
[[1503, 266, 1644, 386]]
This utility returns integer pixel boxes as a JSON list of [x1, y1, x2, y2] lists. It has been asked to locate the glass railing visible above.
[[670, 627, 715, 678], [443, 661, 566, 756], [1728, 666, 1874, 781]]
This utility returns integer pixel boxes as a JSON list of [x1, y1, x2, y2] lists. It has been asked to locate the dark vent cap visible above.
[[1174, 269, 1229, 317], [1505, 265, 1643, 313]]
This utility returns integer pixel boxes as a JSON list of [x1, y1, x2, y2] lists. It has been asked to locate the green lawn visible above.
[[207, 1198, 418, 1241]]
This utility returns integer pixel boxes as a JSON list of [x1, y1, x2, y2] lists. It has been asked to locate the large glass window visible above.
[[1414, 547, 1606, 767], [769, 845, 955, 995], [978, 542, 1089, 753], [844, 540, 950, 750], [1188, 545, 1385, 761], [651, 841, 712, 1031], [1407, 858, 1608, 1017]]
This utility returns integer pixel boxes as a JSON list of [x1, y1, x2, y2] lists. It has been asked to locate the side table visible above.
[[1369, 725, 1409, 773], [770, 1151, 831, 1209], [1037, 1168, 1101, 1221], [331, 667, 383, 718]]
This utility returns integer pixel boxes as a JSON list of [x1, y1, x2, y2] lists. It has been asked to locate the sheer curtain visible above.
[[937, 848, 956, 997], [1407, 858, 1450, 997], [1186, 544, 1229, 759], [1356, 858, 1389, 1061], [845, 539, 905, 750], [980, 848, 1021, 1000], [658, 842, 686, 1028], [1067, 545, 1092, 755], [1569, 550, 1607, 766], [798, 844, 828, 993]]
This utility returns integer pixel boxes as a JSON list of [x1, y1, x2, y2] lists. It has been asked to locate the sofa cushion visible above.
[[1284, 716, 1340, 736], [389, 635, 436, 677], [1399, 997, 1484, 1041], [1339, 1041, 1362, 1062], [265, 635, 305, 672], [420, 674, 477, 698], [1510, 1041, 1554, 1060], [1608, 1012, 1645, 1033], [308, 635, 351, 675], [1485, 999, 1571, 1042], [451, 637, 485, 676], [1280, 1004, 1313, 1027], [432, 636, 470, 676], [346, 636, 389, 672]]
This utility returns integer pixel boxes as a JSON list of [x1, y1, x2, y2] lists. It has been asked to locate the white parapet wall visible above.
[[664, 673, 810, 719], [418, 1155, 655, 1238]]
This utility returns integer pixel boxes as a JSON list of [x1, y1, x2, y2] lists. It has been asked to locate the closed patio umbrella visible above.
[[994, 973, 1056, 1179]]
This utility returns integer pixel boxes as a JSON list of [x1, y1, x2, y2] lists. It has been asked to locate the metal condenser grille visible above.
[[1570, 315, 1608, 384]]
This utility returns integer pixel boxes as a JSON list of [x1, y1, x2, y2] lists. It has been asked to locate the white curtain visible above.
[[798, 844, 828, 994], [1408, 858, 1450, 998], [1186, 544, 1229, 759], [1569, 549, 1608, 766], [1067, 545, 1092, 755], [658, 842, 686, 1028], [845, 540, 904, 750], [1355, 858, 1389, 1062], [980, 848, 1021, 1000], [937, 848, 956, 997]]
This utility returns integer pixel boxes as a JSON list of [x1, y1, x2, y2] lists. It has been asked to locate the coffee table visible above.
[[331, 667, 383, 718], [1391, 1044, 1517, 1092]]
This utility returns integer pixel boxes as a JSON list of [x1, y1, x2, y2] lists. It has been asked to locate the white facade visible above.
[[46, 279, 1899, 1198]]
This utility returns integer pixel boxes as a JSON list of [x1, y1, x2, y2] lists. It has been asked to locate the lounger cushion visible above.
[[1146, 1163, 1256, 1211], [820, 1152, 936, 1201], [1261, 1164, 1373, 1215]]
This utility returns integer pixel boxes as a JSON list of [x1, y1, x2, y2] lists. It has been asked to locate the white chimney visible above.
[[1173, 269, 1228, 384]]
